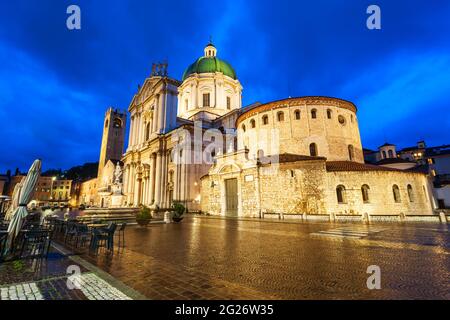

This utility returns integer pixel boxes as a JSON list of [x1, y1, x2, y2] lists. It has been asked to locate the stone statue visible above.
[[114, 162, 122, 184], [112, 162, 123, 195]]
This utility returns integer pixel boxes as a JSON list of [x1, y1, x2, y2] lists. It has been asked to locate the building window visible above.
[[145, 122, 151, 140], [203, 93, 210, 107], [327, 109, 332, 119], [407, 184, 414, 202], [262, 115, 269, 125], [336, 185, 346, 204], [311, 109, 317, 119], [338, 115, 346, 125], [113, 118, 122, 128], [289, 170, 295, 178], [277, 111, 284, 122], [250, 119, 256, 128], [382, 151, 387, 159], [348, 145, 354, 161], [361, 184, 370, 203], [294, 110, 300, 120], [227, 96, 231, 110], [105, 119, 109, 128], [309, 143, 318, 156], [393, 184, 401, 203], [388, 150, 394, 158], [242, 124, 246, 132]]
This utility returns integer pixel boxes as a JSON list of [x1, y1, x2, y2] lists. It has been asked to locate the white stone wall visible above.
[[201, 157, 434, 217], [325, 170, 433, 216], [177, 73, 242, 120], [237, 97, 364, 163]]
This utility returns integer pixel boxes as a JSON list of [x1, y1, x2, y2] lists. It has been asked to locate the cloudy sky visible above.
[[1, 0, 449, 172]]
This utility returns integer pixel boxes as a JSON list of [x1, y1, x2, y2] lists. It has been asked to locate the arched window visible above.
[[202, 93, 210, 107], [382, 151, 387, 159], [388, 150, 394, 158], [250, 119, 256, 128], [338, 115, 346, 125], [145, 122, 151, 140], [407, 184, 414, 202], [311, 109, 317, 119], [289, 169, 295, 178], [361, 185, 370, 203], [309, 143, 318, 156], [113, 118, 122, 128], [336, 185, 346, 203], [242, 124, 246, 132], [327, 109, 332, 119], [262, 115, 269, 125], [277, 111, 284, 122], [227, 96, 231, 110], [393, 185, 401, 203], [348, 145, 355, 161], [294, 110, 300, 120]]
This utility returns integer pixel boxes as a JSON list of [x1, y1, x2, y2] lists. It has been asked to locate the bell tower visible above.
[[98, 107, 126, 178]]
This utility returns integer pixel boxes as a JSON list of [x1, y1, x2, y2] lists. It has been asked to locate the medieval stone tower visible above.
[[98, 107, 126, 178]]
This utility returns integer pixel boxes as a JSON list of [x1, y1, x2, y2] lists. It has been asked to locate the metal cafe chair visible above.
[[73, 223, 91, 248], [18, 229, 53, 259], [115, 223, 127, 247], [90, 223, 117, 254]]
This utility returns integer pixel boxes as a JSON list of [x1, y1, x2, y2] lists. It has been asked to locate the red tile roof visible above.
[[326, 161, 403, 172]]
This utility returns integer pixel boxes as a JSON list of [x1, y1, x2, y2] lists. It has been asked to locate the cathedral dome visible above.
[[182, 43, 237, 81]]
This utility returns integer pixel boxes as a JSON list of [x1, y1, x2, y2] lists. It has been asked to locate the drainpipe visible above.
[[255, 160, 262, 219]]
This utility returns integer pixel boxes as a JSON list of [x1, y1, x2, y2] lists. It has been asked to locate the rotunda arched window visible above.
[[327, 109, 332, 119], [361, 185, 370, 203], [309, 143, 318, 157], [393, 185, 401, 203], [277, 111, 284, 122], [311, 109, 317, 119], [336, 185, 346, 203]]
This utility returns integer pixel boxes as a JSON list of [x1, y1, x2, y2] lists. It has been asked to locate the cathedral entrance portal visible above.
[[225, 178, 238, 216]]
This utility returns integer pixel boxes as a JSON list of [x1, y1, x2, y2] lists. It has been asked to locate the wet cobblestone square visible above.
[[80, 216, 450, 300]]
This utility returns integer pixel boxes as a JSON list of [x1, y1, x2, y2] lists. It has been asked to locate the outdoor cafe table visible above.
[[86, 223, 108, 229]]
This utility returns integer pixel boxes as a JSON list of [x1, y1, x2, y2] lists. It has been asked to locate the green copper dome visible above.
[[182, 56, 237, 81]]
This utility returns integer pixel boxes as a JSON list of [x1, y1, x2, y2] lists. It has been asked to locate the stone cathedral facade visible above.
[[120, 42, 434, 218]]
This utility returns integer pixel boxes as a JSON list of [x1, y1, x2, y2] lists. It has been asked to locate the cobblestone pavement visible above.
[[79, 216, 450, 300], [2, 217, 449, 300], [0, 249, 140, 300]]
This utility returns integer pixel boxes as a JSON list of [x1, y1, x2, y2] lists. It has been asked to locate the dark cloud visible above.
[[0, 0, 449, 171]]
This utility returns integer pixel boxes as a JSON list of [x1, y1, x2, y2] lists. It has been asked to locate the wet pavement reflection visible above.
[[81, 216, 450, 299]]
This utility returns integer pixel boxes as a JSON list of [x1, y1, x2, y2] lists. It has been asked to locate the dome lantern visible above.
[[204, 42, 217, 57]]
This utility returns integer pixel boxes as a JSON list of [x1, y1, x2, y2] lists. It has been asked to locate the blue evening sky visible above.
[[1, 0, 449, 172]]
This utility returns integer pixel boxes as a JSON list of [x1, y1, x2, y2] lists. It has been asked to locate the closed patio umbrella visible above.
[[4, 176, 24, 221], [5, 159, 41, 251]]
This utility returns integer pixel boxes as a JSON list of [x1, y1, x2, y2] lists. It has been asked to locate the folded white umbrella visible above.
[[5, 159, 42, 251], [4, 176, 24, 221]]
